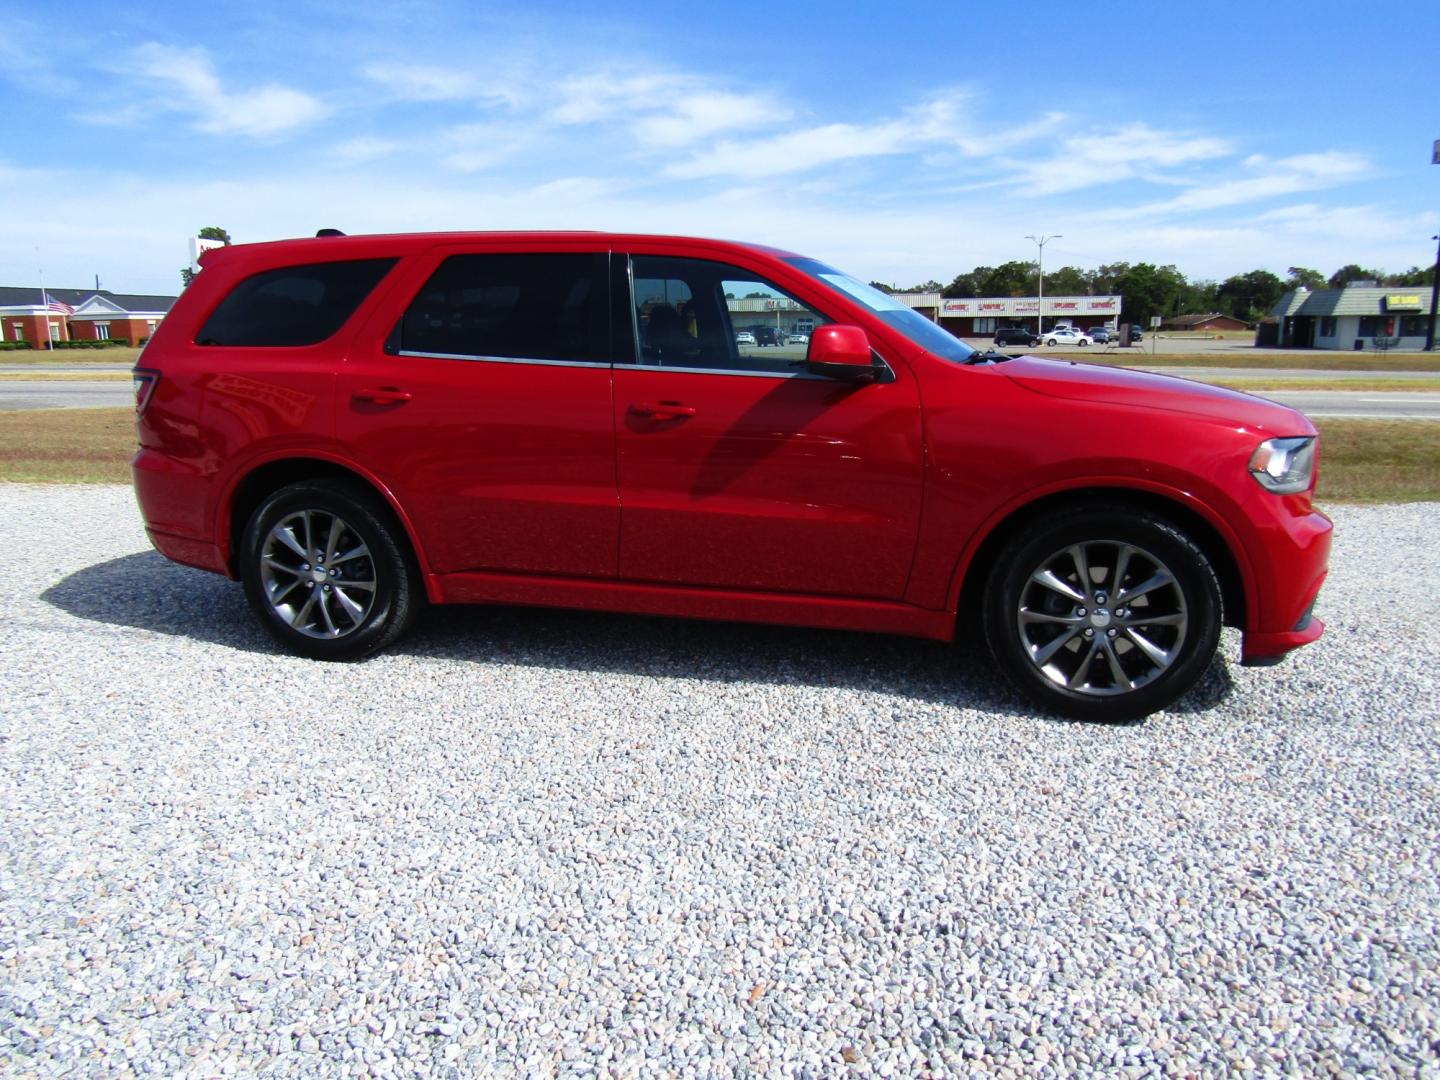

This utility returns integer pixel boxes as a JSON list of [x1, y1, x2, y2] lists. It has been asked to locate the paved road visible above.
[[0, 381, 130, 411]]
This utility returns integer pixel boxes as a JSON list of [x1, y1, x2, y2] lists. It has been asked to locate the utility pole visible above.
[[1430, 140, 1439, 351], [1428, 232, 1439, 351], [1025, 234, 1061, 338]]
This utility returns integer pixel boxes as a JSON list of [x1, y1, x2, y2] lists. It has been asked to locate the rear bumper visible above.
[[145, 526, 229, 576], [133, 447, 230, 577]]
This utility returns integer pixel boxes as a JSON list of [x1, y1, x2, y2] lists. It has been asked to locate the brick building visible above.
[[0, 286, 177, 348]]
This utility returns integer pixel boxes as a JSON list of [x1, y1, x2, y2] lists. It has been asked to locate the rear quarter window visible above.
[[196, 258, 397, 347]]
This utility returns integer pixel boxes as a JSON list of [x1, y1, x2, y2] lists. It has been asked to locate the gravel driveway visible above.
[[2, 486, 1437, 1078]]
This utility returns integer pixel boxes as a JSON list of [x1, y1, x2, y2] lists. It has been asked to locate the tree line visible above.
[[870, 261, 1436, 325]]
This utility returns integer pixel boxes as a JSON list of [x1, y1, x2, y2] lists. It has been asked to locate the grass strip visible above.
[[0, 408, 1435, 503], [0, 371, 132, 382], [1086, 352, 1440, 372], [1207, 378, 1440, 392], [0, 347, 143, 366]]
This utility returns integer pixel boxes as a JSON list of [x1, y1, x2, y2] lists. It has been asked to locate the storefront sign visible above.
[[939, 295, 1122, 318], [1384, 294, 1423, 311]]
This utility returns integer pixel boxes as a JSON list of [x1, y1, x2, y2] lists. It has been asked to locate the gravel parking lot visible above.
[[2, 485, 1438, 1077]]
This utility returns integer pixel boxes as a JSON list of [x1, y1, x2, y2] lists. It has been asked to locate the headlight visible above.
[[1249, 436, 1316, 494]]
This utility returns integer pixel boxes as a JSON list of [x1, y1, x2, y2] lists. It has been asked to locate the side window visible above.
[[197, 258, 397, 347], [398, 253, 608, 363], [630, 255, 830, 375]]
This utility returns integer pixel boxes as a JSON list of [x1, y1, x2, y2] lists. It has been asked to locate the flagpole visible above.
[[36, 247, 52, 351]]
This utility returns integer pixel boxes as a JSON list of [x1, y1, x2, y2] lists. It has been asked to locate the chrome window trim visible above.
[[612, 362, 825, 381], [397, 349, 609, 368]]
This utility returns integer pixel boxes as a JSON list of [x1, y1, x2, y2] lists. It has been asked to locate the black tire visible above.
[[981, 505, 1221, 722], [1078, 339, 1089, 347], [1045, 338, 1057, 346], [240, 479, 421, 661]]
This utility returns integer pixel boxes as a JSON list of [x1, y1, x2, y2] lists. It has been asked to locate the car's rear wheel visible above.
[[982, 506, 1221, 722], [240, 480, 421, 660]]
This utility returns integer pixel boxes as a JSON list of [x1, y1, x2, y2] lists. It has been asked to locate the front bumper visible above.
[[1238, 502, 1331, 665]]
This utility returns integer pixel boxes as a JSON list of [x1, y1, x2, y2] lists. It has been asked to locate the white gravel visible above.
[[1, 484, 1438, 1078]]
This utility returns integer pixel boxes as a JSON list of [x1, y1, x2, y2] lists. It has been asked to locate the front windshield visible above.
[[786, 257, 976, 363]]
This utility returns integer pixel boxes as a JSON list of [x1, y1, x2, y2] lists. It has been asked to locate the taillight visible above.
[[133, 367, 160, 416]]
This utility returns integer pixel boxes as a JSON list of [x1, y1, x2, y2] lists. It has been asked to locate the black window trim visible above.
[[616, 252, 895, 382]]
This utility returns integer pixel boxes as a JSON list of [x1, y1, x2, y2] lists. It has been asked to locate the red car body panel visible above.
[[131, 231, 1331, 664]]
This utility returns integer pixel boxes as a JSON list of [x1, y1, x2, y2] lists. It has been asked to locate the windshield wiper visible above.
[[964, 349, 1014, 365]]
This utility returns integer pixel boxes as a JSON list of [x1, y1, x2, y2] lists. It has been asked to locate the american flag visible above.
[[43, 292, 74, 315]]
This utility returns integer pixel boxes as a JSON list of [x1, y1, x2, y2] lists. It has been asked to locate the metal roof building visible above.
[[1268, 286, 1434, 350]]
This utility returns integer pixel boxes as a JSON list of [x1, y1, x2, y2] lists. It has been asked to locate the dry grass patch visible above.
[[0, 407, 135, 483], [1, 409, 1435, 503], [1314, 420, 1440, 504]]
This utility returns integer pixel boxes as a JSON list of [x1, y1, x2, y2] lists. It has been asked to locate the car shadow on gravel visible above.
[[43, 551, 1235, 719]]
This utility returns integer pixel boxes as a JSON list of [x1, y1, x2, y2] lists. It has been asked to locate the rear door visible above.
[[612, 251, 924, 600], [337, 242, 620, 578]]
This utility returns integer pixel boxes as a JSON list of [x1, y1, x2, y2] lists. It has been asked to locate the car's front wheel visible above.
[[240, 479, 421, 660], [982, 506, 1222, 722], [1045, 338, 1057, 346]]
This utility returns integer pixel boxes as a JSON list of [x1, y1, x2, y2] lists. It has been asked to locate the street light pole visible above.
[[1427, 232, 1439, 352], [1429, 140, 1439, 350], [1025, 234, 1061, 338]]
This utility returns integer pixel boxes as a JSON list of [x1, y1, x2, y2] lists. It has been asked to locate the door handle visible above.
[[630, 401, 696, 420], [353, 386, 412, 406]]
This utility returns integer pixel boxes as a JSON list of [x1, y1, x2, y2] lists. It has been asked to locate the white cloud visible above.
[[330, 137, 403, 165], [439, 122, 536, 173], [122, 43, 328, 138], [1008, 123, 1234, 195], [662, 94, 1065, 181], [361, 62, 528, 109], [1091, 150, 1373, 217]]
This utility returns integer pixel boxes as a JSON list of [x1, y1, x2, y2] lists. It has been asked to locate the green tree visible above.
[[1327, 264, 1380, 288], [977, 260, 1038, 298], [1285, 266, 1326, 290], [1175, 278, 1220, 314], [180, 226, 233, 287], [1043, 265, 1091, 296], [868, 281, 897, 294], [1384, 266, 1435, 286], [906, 279, 944, 294], [1217, 269, 1286, 321], [1112, 263, 1186, 326], [941, 270, 981, 298]]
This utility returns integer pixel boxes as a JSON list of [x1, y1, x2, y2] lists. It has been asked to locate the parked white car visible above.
[[1041, 327, 1093, 347], [735, 331, 757, 346]]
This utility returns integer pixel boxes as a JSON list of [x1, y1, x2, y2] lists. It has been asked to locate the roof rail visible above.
[[315, 228, 346, 238]]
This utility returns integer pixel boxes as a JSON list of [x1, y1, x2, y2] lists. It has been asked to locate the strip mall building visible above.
[[888, 292, 1125, 335]]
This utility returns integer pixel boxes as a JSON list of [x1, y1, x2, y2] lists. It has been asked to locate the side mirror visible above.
[[806, 324, 886, 382]]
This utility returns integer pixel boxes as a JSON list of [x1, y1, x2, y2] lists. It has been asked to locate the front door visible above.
[[613, 253, 924, 600], [338, 246, 620, 578]]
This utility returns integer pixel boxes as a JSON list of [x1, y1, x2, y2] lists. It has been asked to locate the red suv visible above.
[[132, 232, 1330, 720]]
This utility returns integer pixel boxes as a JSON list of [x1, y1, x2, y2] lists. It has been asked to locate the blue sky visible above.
[[1, 0, 1437, 296]]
